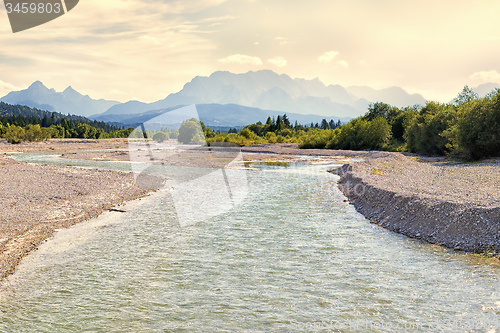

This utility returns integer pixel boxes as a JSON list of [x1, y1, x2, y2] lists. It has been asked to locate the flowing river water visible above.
[[0, 153, 499, 332]]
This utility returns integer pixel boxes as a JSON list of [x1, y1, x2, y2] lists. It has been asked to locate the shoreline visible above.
[[0, 139, 354, 283], [333, 153, 500, 257], [0, 139, 156, 282], [1, 139, 498, 283], [48, 141, 500, 259]]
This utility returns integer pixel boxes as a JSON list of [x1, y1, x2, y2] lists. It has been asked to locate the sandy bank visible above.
[[334, 152, 500, 255]]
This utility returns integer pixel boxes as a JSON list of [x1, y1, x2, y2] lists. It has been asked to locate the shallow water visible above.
[[0, 158, 499, 332]]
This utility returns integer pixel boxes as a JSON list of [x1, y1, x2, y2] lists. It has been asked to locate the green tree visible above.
[[5, 125, 25, 144], [454, 85, 478, 105], [364, 102, 394, 121], [453, 91, 500, 159], [404, 102, 456, 155], [282, 114, 291, 128], [177, 118, 205, 144], [153, 132, 169, 142]]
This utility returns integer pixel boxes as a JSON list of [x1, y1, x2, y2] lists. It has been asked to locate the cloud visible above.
[[110, 89, 125, 95], [0, 80, 20, 97], [337, 60, 349, 68], [275, 37, 288, 46], [139, 35, 161, 45], [470, 70, 500, 82], [318, 51, 339, 63], [218, 54, 263, 65], [268, 56, 287, 67]]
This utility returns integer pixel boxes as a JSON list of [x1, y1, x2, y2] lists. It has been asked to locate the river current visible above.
[[0, 155, 499, 332]]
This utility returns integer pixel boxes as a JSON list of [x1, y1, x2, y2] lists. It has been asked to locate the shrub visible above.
[[5, 125, 25, 144], [265, 132, 277, 143], [178, 118, 205, 144], [404, 102, 456, 156], [240, 128, 255, 139], [153, 132, 169, 143], [300, 129, 336, 149], [454, 92, 500, 160]]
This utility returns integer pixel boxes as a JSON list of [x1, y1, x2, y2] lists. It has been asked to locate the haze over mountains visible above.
[[93, 104, 348, 128], [1, 70, 498, 127], [101, 70, 427, 118], [0, 81, 119, 118]]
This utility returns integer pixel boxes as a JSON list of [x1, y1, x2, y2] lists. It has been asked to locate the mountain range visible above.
[[100, 70, 427, 118], [0, 81, 119, 117], [92, 103, 352, 128], [2, 70, 498, 127]]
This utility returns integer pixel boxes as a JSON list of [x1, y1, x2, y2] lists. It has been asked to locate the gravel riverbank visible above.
[[0, 140, 153, 282], [1, 139, 498, 282], [334, 152, 500, 256]]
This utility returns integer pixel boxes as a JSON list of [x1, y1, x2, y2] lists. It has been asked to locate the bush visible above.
[[240, 128, 256, 139], [454, 92, 500, 160], [300, 129, 336, 149], [153, 132, 169, 142], [169, 130, 179, 139], [178, 118, 205, 144], [48, 125, 66, 138], [265, 132, 277, 143], [5, 125, 25, 144], [277, 128, 293, 138], [404, 102, 456, 156], [326, 117, 391, 150]]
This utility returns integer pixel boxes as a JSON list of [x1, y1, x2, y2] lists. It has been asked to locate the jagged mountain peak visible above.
[[100, 70, 427, 118], [27, 80, 54, 93], [1, 82, 119, 117], [63, 85, 77, 93], [29, 80, 46, 88]]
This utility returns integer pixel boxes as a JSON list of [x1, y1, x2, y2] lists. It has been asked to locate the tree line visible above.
[[173, 86, 499, 161], [299, 86, 500, 160], [4, 85, 499, 161], [198, 114, 343, 146], [0, 102, 133, 143]]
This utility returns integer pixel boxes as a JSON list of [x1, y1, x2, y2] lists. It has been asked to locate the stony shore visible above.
[[59, 140, 500, 256], [0, 139, 152, 281], [0, 139, 498, 282], [333, 152, 500, 256]]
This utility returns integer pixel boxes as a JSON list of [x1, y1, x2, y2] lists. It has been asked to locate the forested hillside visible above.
[[0, 102, 132, 143]]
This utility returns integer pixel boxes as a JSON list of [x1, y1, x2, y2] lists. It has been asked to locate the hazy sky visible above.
[[1, 0, 500, 103]]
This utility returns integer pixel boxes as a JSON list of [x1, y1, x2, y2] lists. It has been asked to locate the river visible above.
[[0, 156, 498, 332]]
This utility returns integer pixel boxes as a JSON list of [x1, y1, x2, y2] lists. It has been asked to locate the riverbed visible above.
[[0, 157, 498, 332]]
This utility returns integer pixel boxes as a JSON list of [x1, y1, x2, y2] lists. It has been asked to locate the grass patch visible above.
[[475, 247, 498, 258], [370, 168, 384, 175]]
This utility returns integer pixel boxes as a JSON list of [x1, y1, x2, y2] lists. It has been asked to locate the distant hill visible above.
[[472, 83, 500, 98], [0, 81, 119, 117], [101, 70, 427, 118], [91, 104, 352, 128], [0, 101, 124, 133], [345, 86, 426, 108], [0, 101, 91, 122]]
